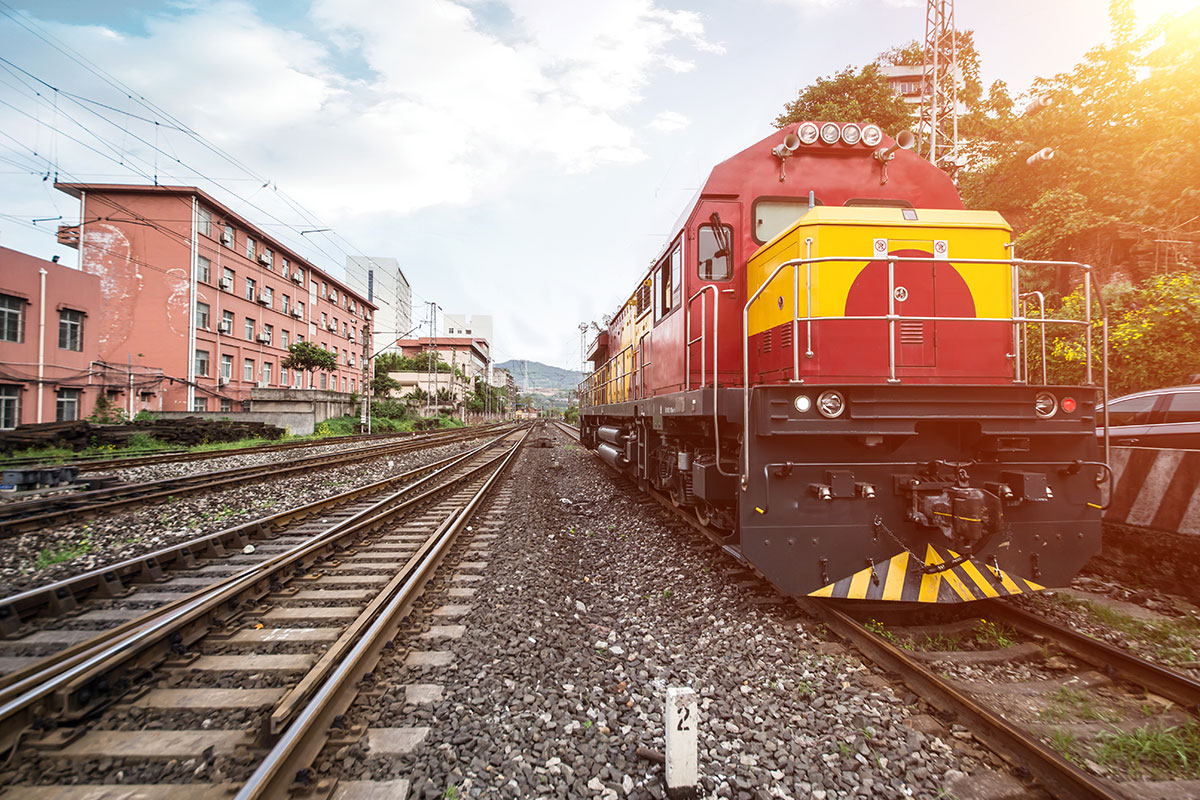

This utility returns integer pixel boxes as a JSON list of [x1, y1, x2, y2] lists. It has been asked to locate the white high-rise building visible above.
[[345, 256, 411, 354]]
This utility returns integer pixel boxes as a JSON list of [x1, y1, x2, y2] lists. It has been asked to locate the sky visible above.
[[0, 0, 1194, 372]]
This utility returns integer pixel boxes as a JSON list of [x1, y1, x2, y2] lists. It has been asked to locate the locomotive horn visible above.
[[1026, 147, 1055, 166], [772, 132, 801, 158], [1023, 95, 1054, 116], [874, 130, 916, 161]]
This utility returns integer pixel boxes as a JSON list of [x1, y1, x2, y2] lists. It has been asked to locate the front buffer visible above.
[[739, 384, 1104, 602]]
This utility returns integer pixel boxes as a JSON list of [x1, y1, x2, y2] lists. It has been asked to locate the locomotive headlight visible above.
[[840, 123, 862, 145], [797, 121, 820, 145], [1034, 391, 1058, 418], [861, 124, 883, 147], [817, 390, 846, 418], [794, 394, 812, 413], [820, 123, 841, 144]]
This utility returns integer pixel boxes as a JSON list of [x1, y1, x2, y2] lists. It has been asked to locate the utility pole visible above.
[[424, 301, 437, 418], [918, 0, 959, 174]]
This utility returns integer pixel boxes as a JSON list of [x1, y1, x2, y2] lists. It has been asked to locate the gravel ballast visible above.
[[320, 426, 1006, 799]]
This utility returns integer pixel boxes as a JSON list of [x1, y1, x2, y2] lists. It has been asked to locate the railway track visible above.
[[0, 424, 529, 797], [551, 421, 1200, 798], [0, 424, 509, 535], [0, 427, 466, 474]]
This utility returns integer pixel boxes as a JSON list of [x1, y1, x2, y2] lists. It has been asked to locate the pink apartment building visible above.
[[0, 247, 103, 428], [54, 184, 375, 414]]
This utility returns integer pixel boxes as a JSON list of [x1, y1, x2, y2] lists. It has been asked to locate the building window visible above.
[[56, 388, 80, 421], [221, 354, 233, 380], [246, 236, 256, 260], [0, 385, 19, 429], [281, 294, 290, 314], [296, 300, 304, 318], [245, 277, 256, 301], [245, 318, 255, 340], [330, 288, 337, 304], [0, 294, 24, 343], [262, 249, 273, 269], [320, 372, 327, 389], [350, 378, 355, 393], [196, 301, 211, 329], [192, 397, 208, 412], [219, 397, 232, 412], [197, 206, 213, 237], [321, 281, 327, 298], [197, 255, 211, 283], [280, 365, 288, 385], [281, 329, 290, 349], [321, 312, 327, 328], [58, 309, 84, 351], [263, 324, 273, 345], [223, 224, 235, 249], [262, 286, 273, 306], [222, 309, 234, 333], [244, 359, 255, 381], [282, 257, 289, 275], [194, 349, 210, 377], [342, 376, 347, 392], [261, 362, 272, 385]]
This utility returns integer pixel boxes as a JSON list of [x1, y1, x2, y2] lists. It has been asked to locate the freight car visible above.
[[578, 122, 1109, 602]]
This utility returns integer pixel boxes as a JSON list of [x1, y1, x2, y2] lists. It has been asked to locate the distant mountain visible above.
[[495, 360, 584, 391]]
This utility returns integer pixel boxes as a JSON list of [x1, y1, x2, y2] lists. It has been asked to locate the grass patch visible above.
[[34, 538, 94, 570], [1047, 728, 1082, 764], [1092, 722, 1200, 778], [972, 618, 1016, 648], [1050, 594, 1200, 665], [1039, 687, 1119, 724]]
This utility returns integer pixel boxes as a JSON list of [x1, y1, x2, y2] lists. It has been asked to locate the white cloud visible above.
[[648, 111, 691, 132]]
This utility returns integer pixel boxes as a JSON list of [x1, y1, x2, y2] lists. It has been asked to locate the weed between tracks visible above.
[[1048, 594, 1200, 665], [1047, 721, 1200, 779], [864, 618, 1017, 652]]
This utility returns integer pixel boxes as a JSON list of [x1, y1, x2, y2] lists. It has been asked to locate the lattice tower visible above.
[[918, 0, 959, 173]]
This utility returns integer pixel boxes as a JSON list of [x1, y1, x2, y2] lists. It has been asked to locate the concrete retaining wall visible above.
[[1104, 446, 1200, 535], [151, 411, 316, 436]]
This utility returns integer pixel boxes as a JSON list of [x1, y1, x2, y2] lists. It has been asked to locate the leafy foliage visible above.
[[282, 341, 337, 374], [1027, 271, 1200, 395], [376, 351, 451, 373], [774, 63, 913, 133], [87, 395, 128, 424]]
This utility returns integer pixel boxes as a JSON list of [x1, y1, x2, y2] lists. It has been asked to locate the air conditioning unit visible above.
[[256, 332, 271, 344], [218, 376, 229, 386], [219, 277, 233, 291], [220, 232, 233, 246], [258, 251, 272, 266], [218, 321, 232, 334], [327, 322, 337, 331], [291, 271, 303, 284], [348, 330, 356, 341], [257, 292, 271, 305], [256, 380, 269, 388], [291, 307, 303, 318], [349, 354, 355, 366]]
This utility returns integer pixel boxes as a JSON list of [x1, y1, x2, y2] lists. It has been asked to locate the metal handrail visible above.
[[684, 285, 735, 476], [741, 252, 1110, 486]]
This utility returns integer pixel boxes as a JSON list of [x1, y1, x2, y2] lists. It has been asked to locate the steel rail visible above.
[[0, 428, 518, 674], [0, 425, 507, 533], [801, 598, 1125, 800], [238, 428, 528, 799], [0, 428, 529, 752], [988, 602, 1200, 711]]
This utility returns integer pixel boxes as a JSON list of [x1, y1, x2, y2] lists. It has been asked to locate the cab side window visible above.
[[698, 224, 733, 281], [654, 245, 682, 322]]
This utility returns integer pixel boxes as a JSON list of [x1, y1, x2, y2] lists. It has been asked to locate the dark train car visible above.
[[579, 122, 1107, 602]]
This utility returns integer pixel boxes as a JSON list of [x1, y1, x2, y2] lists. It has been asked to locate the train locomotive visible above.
[[578, 121, 1108, 603]]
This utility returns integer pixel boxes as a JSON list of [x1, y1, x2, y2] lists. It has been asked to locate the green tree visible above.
[[371, 372, 401, 397], [774, 63, 913, 133], [282, 341, 338, 384]]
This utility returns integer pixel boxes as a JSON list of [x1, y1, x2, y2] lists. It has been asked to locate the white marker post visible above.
[[665, 687, 698, 796]]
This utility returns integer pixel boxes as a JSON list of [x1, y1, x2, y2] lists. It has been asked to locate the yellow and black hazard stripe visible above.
[[808, 544, 1043, 603]]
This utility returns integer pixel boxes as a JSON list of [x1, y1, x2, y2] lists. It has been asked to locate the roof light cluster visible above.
[[795, 122, 882, 148]]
